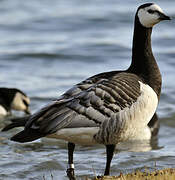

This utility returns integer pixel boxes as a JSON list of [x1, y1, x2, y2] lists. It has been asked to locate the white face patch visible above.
[[11, 92, 30, 112], [138, 4, 164, 28]]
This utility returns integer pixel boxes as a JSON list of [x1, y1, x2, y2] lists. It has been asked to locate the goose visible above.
[[0, 88, 30, 116], [6, 3, 170, 179]]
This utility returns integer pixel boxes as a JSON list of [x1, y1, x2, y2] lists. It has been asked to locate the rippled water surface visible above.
[[0, 0, 175, 179]]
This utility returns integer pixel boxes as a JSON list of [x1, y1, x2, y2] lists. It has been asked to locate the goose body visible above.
[[0, 88, 30, 116], [46, 73, 158, 146], [7, 3, 170, 178]]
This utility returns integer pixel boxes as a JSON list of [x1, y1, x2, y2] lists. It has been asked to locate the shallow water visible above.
[[0, 0, 175, 179]]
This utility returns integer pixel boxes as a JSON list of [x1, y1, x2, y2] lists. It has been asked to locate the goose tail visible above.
[[11, 129, 45, 143]]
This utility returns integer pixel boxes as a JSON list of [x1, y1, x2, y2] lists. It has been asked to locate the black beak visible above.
[[159, 12, 171, 20], [25, 108, 31, 115]]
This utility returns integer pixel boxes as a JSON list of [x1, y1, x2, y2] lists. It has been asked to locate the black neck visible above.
[[0, 88, 15, 111], [128, 15, 162, 98]]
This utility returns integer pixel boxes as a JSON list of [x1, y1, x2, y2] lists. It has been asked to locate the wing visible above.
[[24, 71, 141, 136]]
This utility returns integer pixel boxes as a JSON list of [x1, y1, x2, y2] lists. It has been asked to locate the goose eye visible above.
[[148, 9, 155, 14]]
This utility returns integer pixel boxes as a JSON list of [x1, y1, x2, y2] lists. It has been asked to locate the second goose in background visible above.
[[0, 88, 30, 116]]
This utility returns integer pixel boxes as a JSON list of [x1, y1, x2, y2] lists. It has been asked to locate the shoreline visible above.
[[93, 168, 175, 180]]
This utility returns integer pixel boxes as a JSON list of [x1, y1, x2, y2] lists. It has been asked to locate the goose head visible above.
[[137, 3, 171, 28], [11, 90, 31, 114]]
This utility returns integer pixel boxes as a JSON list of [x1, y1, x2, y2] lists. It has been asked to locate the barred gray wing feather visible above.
[[25, 72, 142, 137]]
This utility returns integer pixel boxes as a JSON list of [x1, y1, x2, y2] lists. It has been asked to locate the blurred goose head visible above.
[[0, 88, 31, 116]]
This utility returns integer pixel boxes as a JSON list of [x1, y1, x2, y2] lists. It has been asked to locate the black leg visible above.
[[66, 142, 76, 180], [104, 144, 115, 176]]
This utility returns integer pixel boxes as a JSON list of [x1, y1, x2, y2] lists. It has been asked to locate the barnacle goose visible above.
[[5, 3, 170, 179], [0, 88, 30, 116]]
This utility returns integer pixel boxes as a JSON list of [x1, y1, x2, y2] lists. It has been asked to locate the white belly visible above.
[[0, 105, 7, 116], [119, 81, 158, 141], [47, 127, 99, 146]]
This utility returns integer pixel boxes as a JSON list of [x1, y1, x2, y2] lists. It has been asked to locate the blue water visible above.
[[0, 0, 175, 179]]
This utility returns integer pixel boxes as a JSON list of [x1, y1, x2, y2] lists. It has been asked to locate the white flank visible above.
[[118, 81, 158, 141], [0, 105, 7, 116], [138, 4, 164, 28], [47, 127, 99, 145]]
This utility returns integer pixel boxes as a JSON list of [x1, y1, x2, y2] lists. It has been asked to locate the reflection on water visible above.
[[0, 0, 175, 179]]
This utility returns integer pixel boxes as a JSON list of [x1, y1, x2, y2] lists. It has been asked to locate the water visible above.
[[0, 0, 175, 179]]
